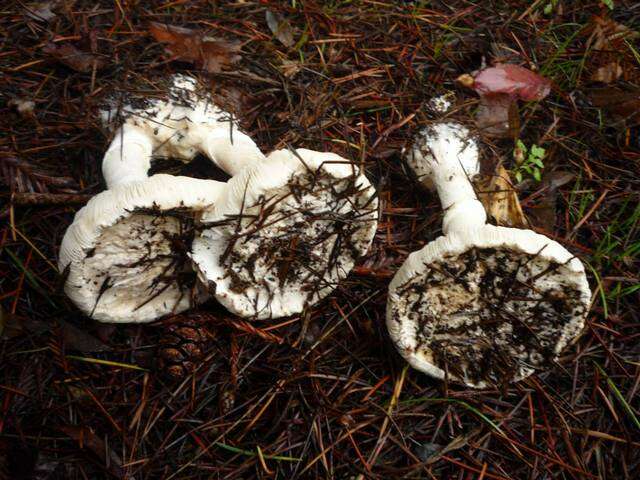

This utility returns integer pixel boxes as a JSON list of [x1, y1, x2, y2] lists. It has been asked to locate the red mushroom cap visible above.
[[472, 63, 551, 102]]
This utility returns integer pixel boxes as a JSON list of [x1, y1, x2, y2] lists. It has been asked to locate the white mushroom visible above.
[[387, 122, 591, 388], [104, 76, 379, 319], [192, 148, 379, 320], [62, 74, 377, 323]]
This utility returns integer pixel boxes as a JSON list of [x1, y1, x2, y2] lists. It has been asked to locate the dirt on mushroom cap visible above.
[[389, 246, 588, 388], [196, 168, 378, 319]]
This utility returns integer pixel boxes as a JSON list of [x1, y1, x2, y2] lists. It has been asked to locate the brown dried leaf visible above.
[[280, 59, 302, 78], [149, 22, 242, 73], [528, 171, 575, 231], [43, 42, 105, 73], [476, 165, 528, 228], [585, 17, 640, 86], [590, 16, 638, 51], [420, 428, 481, 465], [59, 426, 123, 478], [265, 10, 296, 48], [24, 1, 58, 21]]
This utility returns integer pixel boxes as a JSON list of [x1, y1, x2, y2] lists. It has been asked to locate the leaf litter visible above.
[[149, 22, 242, 73], [2, 2, 640, 479]]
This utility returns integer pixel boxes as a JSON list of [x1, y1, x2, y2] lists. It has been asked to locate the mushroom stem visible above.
[[199, 126, 265, 177], [417, 123, 486, 234], [102, 125, 153, 188]]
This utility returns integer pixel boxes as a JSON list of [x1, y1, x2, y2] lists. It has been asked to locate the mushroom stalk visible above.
[[102, 125, 153, 188], [417, 123, 486, 234], [199, 127, 264, 176]]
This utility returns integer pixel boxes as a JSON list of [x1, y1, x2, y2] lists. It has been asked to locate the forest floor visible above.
[[1, 1, 639, 479]]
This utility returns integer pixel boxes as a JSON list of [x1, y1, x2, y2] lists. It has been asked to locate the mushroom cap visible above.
[[387, 224, 591, 388], [405, 122, 480, 190], [472, 64, 552, 102], [191, 148, 379, 320], [59, 174, 225, 323]]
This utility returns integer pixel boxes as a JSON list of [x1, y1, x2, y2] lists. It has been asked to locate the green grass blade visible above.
[[214, 442, 300, 461], [594, 362, 640, 430], [66, 355, 148, 371]]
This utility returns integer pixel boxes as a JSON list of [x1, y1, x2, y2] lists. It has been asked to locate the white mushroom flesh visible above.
[[76, 209, 199, 321], [406, 123, 480, 192], [101, 74, 265, 176]]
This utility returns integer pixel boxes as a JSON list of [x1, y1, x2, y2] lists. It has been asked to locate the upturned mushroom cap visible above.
[[59, 174, 225, 323], [191, 148, 379, 319], [387, 225, 591, 388]]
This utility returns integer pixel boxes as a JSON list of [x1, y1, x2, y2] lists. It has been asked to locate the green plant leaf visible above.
[[516, 139, 527, 154], [601, 0, 614, 10], [531, 156, 545, 168], [530, 144, 546, 158], [214, 442, 300, 461], [593, 362, 640, 429], [533, 168, 542, 182]]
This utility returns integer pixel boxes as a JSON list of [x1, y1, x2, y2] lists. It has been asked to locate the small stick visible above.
[[11, 192, 92, 206]]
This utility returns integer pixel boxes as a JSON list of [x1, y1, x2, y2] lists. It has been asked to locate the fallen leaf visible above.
[[471, 64, 552, 101], [149, 22, 242, 73], [546, 170, 575, 189], [43, 42, 105, 73], [591, 62, 623, 83], [280, 58, 302, 78], [476, 165, 529, 228], [265, 10, 295, 48], [416, 428, 481, 465], [59, 426, 123, 478], [586, 17, 640, 85], [589, 16, 638, 52]]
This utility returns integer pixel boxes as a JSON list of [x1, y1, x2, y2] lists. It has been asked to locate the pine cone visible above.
[[157, 315, 209, 379]]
